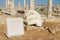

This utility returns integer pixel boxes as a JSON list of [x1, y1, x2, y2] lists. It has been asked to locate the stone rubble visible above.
[[24, 10, 43, 27]]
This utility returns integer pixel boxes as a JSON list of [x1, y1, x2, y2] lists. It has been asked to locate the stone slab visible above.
[[5, 18, 24, 37]]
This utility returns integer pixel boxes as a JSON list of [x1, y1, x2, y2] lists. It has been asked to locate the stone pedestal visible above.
[[5, 18, 24, 37]]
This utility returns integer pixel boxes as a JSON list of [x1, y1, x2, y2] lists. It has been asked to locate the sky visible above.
[[0, 0, 60, 8]]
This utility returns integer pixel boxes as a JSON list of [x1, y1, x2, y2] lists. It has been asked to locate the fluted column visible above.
[[48, 0, 52, 18]]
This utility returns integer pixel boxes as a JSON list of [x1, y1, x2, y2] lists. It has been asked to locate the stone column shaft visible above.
[[6, 0, 8, 9], [12, 0, 14, 9], [18, 2, 21, 9], [30, 0, 34, 9], [6, 0, 9, 9], [24, 0, 26, 9], [48, 0, 52, 18]]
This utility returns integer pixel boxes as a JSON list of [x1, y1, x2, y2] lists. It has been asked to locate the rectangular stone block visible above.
[[4, 18, 24, 37]]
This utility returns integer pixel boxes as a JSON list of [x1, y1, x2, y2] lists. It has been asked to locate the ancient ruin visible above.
[[48, 0, 52, 18], [30, 0, 34, 9], [24, 0, 26, 9], [18, 2, 21, 10], [24, 10, 43, 26], [6, 0, 17, 16], [0, 0, 60, 40], [6, 0, 14, 9]]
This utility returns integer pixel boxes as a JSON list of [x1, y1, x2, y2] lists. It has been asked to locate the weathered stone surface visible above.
[[30, 0, 34, 9], [5, 18, 24, 37], [24, 10, 43, 26], [48, 0, 52, 18]]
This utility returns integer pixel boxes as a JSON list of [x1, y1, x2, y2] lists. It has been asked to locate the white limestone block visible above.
[[24, 10, 43, 26], [5, 18, 24, 37]]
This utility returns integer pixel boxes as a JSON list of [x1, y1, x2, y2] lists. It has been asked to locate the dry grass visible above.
[[0, 21, 60, 40]]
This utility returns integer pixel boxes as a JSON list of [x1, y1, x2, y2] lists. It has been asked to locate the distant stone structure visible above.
[[24, 0, 26, 10], [6, 0, 14, 9], [57, 4, 60, 11], [48, 0, 52, 18], [6, 0, 9, 9], [26, 5, 29, 10], [5, 0, 53, 18], [29, 0, 34, 10], [6, 0, 17, 16], [18, 2, 21, 10]]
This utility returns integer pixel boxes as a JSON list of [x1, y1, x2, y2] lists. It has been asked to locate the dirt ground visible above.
[[0, 21, 60, 40]]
